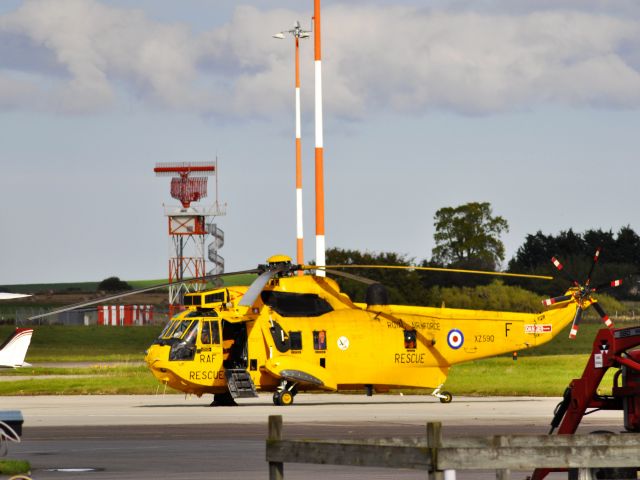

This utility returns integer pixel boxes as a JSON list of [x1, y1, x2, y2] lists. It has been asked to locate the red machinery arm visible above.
[[531, 326, 640, 480]]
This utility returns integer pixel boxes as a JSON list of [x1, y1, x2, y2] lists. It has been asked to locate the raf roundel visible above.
[[447, 329, 464, 350]]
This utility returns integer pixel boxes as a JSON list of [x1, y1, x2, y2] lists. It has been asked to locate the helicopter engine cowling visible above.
[[366, 283, 389, 307]]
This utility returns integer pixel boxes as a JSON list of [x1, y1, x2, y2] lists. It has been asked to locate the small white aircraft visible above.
[[0, 293, 33, 368], [0, 328, 33, 368], [0, 293, 31, 300]]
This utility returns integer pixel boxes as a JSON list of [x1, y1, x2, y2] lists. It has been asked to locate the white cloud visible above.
[[0, 0, 201, 112], [322, 8, 640, 115], [0, 0, 639, 116]]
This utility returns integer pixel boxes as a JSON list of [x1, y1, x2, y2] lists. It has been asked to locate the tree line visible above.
[[326, 202, 639, 307], [507, 227, 640, 298]]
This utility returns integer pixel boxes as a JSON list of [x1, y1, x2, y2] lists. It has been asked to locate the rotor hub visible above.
[[543, 247, 622, 338]]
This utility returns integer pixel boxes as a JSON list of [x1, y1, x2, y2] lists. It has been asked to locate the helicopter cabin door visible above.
[[221, 320, 258, 398], [222, 321, 249, 369]]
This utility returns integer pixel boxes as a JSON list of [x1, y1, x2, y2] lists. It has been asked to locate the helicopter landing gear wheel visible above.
[[431, 384, 453, 403], [439, 391, 453, 404], [273, 381, 297, 406], [279, 391, 294, 406]]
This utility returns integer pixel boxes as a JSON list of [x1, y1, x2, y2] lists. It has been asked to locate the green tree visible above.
[[98, 277, 132, 292], [432, 202, 509, 271], [325, 248, 431, 305], [508, 227, 640, 299]]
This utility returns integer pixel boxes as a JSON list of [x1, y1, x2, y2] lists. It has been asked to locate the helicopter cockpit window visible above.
[[313, 330, 327, 350], [404, 330, 417, 349], [201, 320, 221, 345], [159, 319, 186, 339], [185, 309, 218, 318], [204, 291, 227, 304], [289, 331, 302, 350], [183, 321, 198, 342], [183, 295, 198, 306], [171, 320, 194, 339], [159, 320, 177, 339], [169, 320, 198, 361], [261, 291, 333, 317]]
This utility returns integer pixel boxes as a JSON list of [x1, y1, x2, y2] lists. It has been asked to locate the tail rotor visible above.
[[569, 306, 583, 339], [541, 247, 623, 339], [585, 246, 601, 286], [542, 294, 573, 307], [551, 256, 579, 287], [591, 301, 613, 328]]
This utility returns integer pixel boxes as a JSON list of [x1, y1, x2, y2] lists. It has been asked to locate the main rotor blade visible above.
[[551, 256, 564, 271], [591, 301, 614, 329], [28, 268, 260, 321], [591, 278, 623, 293], [238, 267, 285, 307], [301, 266, 378, 285], [322, 269, 379, 285], [551, 256, 579, 286], [542, 294, 573, 307], [311, 264, 553, 281], [569, 306, 583, 339], [585, 246, 602, 286]]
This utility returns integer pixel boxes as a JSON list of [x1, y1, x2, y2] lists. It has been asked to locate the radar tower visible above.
[[154, 161, 226, 314]]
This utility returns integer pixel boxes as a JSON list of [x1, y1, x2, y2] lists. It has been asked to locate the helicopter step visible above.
[[225, 369, 258, 399]]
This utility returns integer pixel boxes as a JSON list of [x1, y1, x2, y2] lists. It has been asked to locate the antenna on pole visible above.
[[273, 20, 311, 272]]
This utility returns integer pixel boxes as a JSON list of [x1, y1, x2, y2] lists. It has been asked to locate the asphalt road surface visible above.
[[2, 394, 625, 480]]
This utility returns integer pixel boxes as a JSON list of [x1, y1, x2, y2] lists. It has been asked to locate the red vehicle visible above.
[[531, 325, 640, 479]]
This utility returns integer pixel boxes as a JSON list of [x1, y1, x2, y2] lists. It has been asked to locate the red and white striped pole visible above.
[[294, 31, 304, 271], [313, 0, 326, 276]]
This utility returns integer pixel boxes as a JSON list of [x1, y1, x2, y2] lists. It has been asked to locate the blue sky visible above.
[[1, 0, 639, 284]]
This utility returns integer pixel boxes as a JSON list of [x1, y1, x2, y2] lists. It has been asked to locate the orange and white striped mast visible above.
[[273, 22, 310, 271], [313, 0, 326, 276]]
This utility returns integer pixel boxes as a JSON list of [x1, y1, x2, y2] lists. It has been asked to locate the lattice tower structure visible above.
[[154, 162, 225, 314]]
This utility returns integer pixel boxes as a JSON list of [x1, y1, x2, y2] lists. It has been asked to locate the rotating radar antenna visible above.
[[154, 160, 226, 314]]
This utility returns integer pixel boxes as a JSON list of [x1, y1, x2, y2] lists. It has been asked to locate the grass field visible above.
[[0, 355, 612, 396], [0, 325, 164, 362], [0, 273, 258, 295], [0, 355, 604, 397], [0, 459, 31, 476], [0, 365, 159, 395], [445, 354, 615, 396], [0, 279, 170, 293]]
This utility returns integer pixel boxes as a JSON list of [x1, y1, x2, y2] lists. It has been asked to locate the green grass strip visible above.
[[0, 369, 163, 395], [0, 325, 163, 362], [0, 459, 31, 475], [0, 354, 617, 397], [446, 354, 615, 396], [0, 365, 146, 376]]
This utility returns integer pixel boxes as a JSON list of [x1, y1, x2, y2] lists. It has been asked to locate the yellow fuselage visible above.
[[145, 275, 576, 396]]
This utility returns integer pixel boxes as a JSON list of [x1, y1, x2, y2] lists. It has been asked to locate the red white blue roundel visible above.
[[447, 329, 464, 350]]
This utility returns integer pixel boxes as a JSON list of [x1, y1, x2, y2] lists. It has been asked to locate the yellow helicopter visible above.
[[141, 253, 613, 406], [28, 250, 621, 405]]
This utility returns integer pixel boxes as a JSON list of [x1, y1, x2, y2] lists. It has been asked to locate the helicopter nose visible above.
[[144, 350, 160, 366]]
